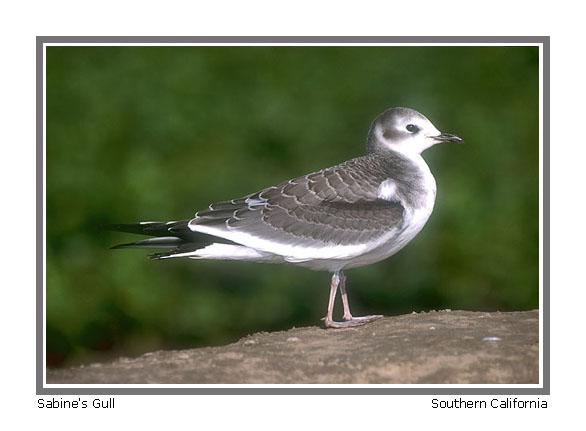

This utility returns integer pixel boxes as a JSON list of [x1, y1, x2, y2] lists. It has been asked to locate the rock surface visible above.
[[47, 310, 539, 384]]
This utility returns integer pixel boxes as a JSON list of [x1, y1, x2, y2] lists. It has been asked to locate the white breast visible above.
[[342, 154, 437, 270], [395, 153, 436, 244]]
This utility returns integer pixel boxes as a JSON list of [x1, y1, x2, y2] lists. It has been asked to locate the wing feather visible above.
[[188, 154, 408, 257]]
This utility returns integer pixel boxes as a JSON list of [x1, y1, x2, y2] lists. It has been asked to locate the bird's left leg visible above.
[[322, 271, 345, 328]]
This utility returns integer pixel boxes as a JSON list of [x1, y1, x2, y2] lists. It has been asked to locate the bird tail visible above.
[[102, 221, 185, 237], [104, 220, 238, 260]]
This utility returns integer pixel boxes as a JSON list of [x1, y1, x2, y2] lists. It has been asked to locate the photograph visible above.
[[42, 40, 541, 388]]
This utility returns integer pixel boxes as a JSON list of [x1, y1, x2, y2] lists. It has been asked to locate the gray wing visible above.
[[188, 156, 405, 251]]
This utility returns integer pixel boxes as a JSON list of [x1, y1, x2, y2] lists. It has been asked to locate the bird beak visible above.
[[433, 132, 464, 144]]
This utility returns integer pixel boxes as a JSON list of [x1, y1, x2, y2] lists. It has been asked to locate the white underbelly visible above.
[[291, 187, 436, 272], [310, 157, 437, 272], [343, 197, 435, 269]]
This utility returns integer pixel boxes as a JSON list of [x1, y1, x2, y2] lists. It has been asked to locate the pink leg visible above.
[[322, 270, 383, 329], [322, 271, 341, 328], [339, 271, 354, 320]]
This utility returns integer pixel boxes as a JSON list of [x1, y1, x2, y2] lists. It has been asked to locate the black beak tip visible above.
[[435, 132, 464, 144]]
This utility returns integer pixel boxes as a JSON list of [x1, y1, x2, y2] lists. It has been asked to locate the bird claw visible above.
[[323, 314, 383, 329]]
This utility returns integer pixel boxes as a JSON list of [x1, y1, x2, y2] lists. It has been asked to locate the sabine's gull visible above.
[[109, 107, 463, 328]]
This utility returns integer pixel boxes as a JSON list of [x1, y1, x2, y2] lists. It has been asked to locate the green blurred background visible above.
[[46, 45, 539, 367]]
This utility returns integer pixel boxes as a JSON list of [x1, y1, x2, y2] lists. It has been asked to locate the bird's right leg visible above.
[[339, 270, 383, 325]]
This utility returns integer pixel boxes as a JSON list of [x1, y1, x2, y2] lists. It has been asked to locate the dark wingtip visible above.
[[147, 252, 168, 260], [109, 243, 134, 250]]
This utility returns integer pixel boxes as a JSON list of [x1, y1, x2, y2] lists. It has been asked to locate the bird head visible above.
[[366, 107, 463, 155]]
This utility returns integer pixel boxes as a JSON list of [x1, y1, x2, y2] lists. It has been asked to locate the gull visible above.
[[109, 107, 463, 328]]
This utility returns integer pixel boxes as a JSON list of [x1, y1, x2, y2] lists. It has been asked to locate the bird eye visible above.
[[406, 124, 419, 133]]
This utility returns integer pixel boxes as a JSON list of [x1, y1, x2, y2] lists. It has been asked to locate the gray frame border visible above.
[[37, 36, 550, 395]]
